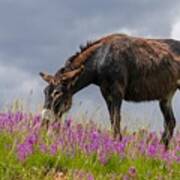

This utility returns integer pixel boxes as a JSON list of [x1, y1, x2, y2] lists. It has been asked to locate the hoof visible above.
[[113, 133, 122, 141], [160, 137, 169, 151]]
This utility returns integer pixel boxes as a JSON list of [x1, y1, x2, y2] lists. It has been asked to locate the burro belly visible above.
[[124, 79, 177, 102]]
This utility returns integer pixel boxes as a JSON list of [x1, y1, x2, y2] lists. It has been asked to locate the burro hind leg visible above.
[[159, 92, 176, 149]]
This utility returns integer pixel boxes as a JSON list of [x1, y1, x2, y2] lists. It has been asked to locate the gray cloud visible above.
[[0, 0, 180, 128], [0, 0, 180, 73]]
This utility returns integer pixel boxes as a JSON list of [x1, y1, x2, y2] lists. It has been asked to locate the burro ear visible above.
[[39, 72, 55, 84], [62, 65, 84, 81]]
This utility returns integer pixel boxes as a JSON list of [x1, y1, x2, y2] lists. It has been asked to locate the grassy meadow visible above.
[[0, 107, 179, 180]]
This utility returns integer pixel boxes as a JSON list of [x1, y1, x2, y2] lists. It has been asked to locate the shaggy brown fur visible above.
[[40, 33, 180, 149]]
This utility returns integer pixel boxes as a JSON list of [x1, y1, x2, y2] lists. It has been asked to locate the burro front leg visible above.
[[159, 96, 176, 149], [100, 86, 122, 140]]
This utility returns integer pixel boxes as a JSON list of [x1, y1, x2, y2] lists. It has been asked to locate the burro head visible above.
[[39, 67, 83, 122]]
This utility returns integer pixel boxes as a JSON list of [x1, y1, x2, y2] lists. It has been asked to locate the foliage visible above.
[[0, 112, 179, 179]]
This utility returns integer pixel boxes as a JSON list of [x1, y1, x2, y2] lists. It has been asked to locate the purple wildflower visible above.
[[17, 142, 33, 161], [147, 144, 157, 156], [98, 151, 108, 165], [50, 143, 58, 155], [27, 133, 38, 145], [87, 173, 94, 180], [128, 166, 136, 177], [123, 175, 129, 180], [39, 144, 47, 153], [115, 141, 126, 154]]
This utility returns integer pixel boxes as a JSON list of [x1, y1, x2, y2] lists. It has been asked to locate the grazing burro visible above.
[[40, 33, 180, 149]]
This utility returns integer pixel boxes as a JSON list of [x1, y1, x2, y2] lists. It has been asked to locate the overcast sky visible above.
[[0, 0, 180, 130]]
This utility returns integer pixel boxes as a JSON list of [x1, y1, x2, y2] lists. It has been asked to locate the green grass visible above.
[[0, 110, 179, 180], [0, 132, 179, 180]]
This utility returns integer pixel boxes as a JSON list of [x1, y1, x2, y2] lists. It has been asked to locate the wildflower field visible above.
[[0, 112, 179, 180]]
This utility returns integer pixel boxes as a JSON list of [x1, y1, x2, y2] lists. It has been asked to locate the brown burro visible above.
[[40, 33, 180, 149]]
